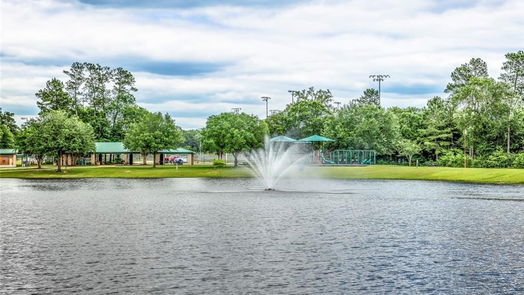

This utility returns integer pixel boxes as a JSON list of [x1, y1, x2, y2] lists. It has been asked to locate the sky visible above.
[[1, 0, 523, 129]]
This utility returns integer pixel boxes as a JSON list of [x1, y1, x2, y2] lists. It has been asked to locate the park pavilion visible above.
[[91, 142, 194, 165], [0, 149, 17, 167]]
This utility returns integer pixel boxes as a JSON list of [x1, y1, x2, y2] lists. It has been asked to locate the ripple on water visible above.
[[0, 178, 523, 294]]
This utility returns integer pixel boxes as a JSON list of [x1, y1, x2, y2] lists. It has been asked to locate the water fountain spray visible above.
[[244, 136, 307, 190]]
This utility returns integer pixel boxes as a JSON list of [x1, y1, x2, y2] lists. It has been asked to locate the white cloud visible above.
[[1, 0, 523, 128]]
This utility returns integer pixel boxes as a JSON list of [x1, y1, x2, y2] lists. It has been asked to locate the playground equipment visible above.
[[321, 149, 376, 165]]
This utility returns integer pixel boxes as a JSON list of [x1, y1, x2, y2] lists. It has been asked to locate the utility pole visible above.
[[369, 74, 390, 105], [261, 96, 271, 118], [231, 107, 241, 114]]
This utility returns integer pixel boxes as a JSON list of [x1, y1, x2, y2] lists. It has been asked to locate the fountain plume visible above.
[[244, 136, 306, 190]]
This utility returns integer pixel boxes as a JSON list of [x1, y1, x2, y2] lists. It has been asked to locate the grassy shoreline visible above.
[[0, 165, 523, 184]]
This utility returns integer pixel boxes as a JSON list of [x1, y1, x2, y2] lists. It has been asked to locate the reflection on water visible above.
[[1, 178, 523, 294]]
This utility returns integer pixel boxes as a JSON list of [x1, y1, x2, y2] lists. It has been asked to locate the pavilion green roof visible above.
[[95, 142, 130, 154], [94, 142, 194, 154], [298, 135, 334, 142], [160, 148, 194, 154], [0, 149, 16, 155]]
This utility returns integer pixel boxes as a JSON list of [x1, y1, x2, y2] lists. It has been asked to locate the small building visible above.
[[158, 148, 195, 165], [92, 142, 133, 165], [0, 149, 17, 167], [91, 142, 195, 165]]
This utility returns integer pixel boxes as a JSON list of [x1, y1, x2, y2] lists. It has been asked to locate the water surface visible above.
[[1, 178, 523, 294]]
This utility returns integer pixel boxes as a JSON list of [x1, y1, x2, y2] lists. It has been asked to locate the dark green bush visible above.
[[472, 150, 514, 168], [212, 159, 226, 167], [437, 149, 470, 167], [513, 153, 524, 168]]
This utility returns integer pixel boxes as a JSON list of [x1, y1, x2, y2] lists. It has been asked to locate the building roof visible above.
[[94, 142, 194, 154], [95, 142, 130, 154], [298, 135, 334, 142], [0, 149, 17, 155], [160, 148, 194, 154]]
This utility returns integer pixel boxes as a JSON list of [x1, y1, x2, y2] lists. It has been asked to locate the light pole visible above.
[[287, 90, 296, 104], [369, 74, 390, 104], [261, 96, 271, 118]]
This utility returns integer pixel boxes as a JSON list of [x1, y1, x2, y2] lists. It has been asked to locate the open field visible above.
[[1, 165, 523, 184]]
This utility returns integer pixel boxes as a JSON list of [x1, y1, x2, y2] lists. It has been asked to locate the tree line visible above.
[[203, 51, 524, 168], [1, 62, 183, 170], [0, 51, 523, 170]]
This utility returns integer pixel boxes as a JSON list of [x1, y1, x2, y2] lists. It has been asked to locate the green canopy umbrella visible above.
[[298, 135, 334, 142], [270, 136, 297, 142]]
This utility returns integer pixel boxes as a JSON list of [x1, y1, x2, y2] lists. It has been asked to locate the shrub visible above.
[[472, 150, 514, 168], [212, 159, 226, 167], [437, 149, 470, 167], [513, 153, 524, 168]]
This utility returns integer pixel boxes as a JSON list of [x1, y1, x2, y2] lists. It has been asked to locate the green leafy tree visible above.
[[180, 129, 202, 151], [0, 124, 15, 148], [285, 100, 332, 138], [108, 67, 138, 139], [389, 106, 425, 141], [451, 77, 512, 158], [76, 107, 111, 141], [398, 139, 421, 166], [445, 57, 489, 95], [124, 112, 183, 168], [351, 88, 380, 106], [109, 105, 148, 141], [82, 63, 112, 114], [37, 110, 95, 172], [16, 120, 47, 168], [420, 97, 456, 160], [0, 110, 18, 134], [36, 78, 77, 115], [60, 62, 140, 141], [500, 50, 524, 98], [265, 111, 289, 136], [63, 62, 85, 112], [323, 104, 399, 155], [202, 112, 267, 166], [289, 87, 333, 105], [499, 50, 524, 153]]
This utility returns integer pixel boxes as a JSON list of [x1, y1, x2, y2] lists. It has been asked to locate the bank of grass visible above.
[[306, 165, 524, 184], [0, 164, 523, 184], [0, 165, 251, 179]]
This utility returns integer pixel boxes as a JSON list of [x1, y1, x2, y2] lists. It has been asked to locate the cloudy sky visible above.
[[1, 0, 522, 129]]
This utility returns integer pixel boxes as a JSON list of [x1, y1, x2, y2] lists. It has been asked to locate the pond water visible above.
[[1, 178, 523, 294]]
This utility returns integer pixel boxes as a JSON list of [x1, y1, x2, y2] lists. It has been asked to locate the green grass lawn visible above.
[[306, 165, 524, 184], [1, 164, 523, 184], [0, 165, 251, 179]]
